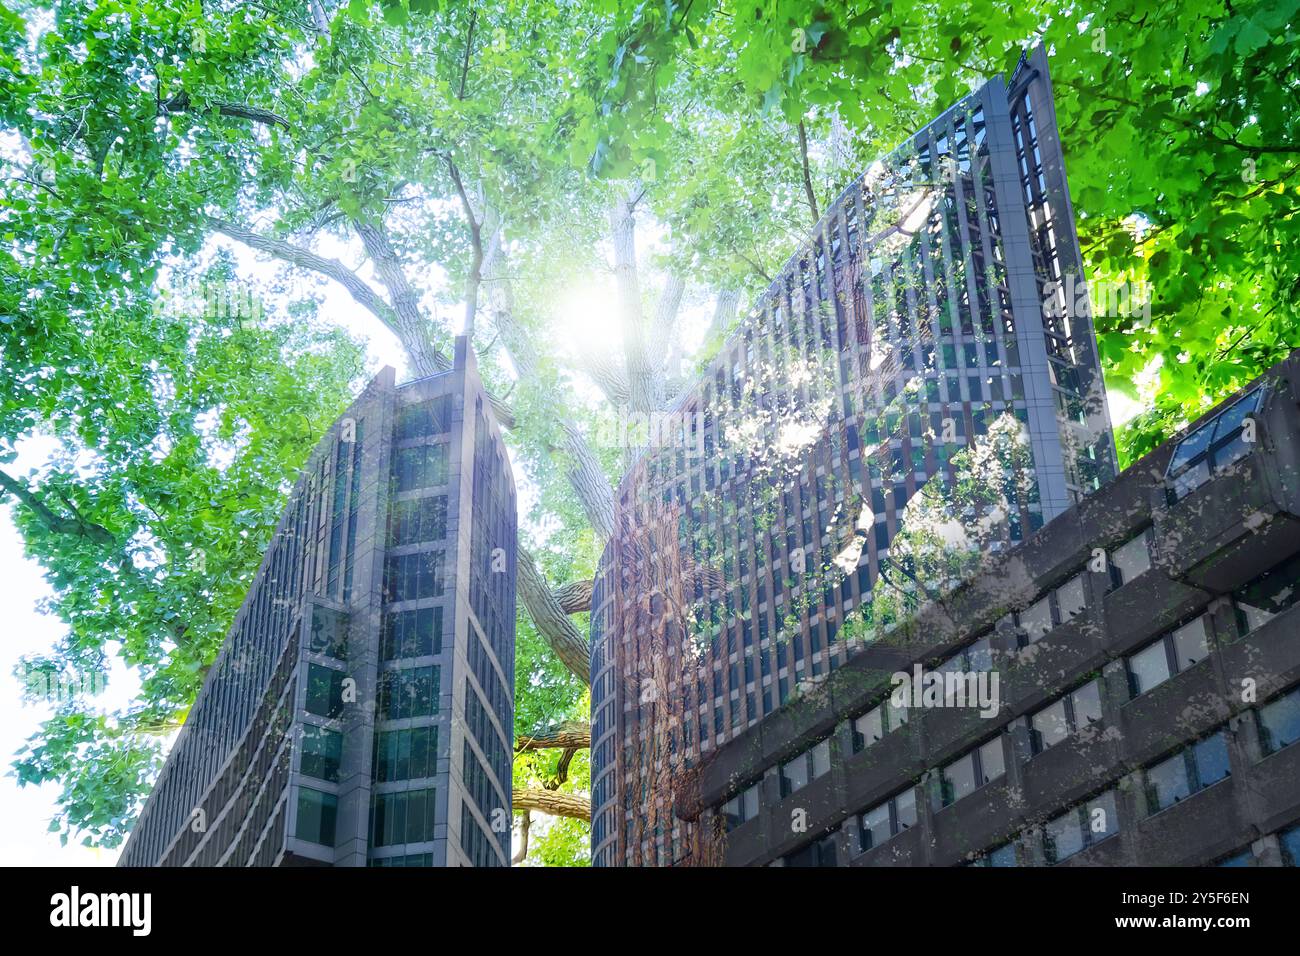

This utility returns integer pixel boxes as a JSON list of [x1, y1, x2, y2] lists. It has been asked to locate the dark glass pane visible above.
[[305, 664, 344, 719], [295, 788, 337, 846], [301, 726, 342, 782]]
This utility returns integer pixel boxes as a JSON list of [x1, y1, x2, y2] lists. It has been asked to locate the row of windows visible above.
[[465, 683, 510, 802], [369, 853, 434, 867], [462, 740, 505, 845], [461, 803, 499, 867], [1016, 528, 1149, 643], [965, 686, 1300, 866], [719, 598, 1300, 848], [1219, 823, 1300, 867]]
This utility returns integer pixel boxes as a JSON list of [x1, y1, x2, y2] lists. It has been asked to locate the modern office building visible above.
[[118, 338, 516, 867], [682, 351, 1300, 867], [591, 47, 1121, 866]]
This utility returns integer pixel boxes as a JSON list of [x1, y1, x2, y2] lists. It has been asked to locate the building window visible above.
[[940, 736, 1006, 806], [722, 782, 760, 831], [1029, 679, 1103, 754], [308, 606, 348, 659], [395, 396, 451, 439], [370, 788, 437, 847], [370, 853, 434, 867], [300, 725, 342, 782], [780, 738, 831, 797], [383, 551, 445, 602], [392, 443, 448, 492], [858, 787, 917, 852], [378, 665, 439, 720], [1125, 615, 1210, 697], [851, 698, 909, 752], [295, 787, 337, 846], [381, 607, 443, 660], [1257, 686, 1300, 756], [1233, 552, 1300, 637], [389, 496, 448, 546], [938, 633, 994, 673], [305, 663, 345, 719], [1018, 594, 1053, 642], [784, 829, 838, 867], [1042, 790, 1119, 864], [1108, 531, 1151, 589], [1144, 730, 1231, 814], [1017, 573, 1086, 644], [968, 843, 1017, 867], [1165, 388, 1262, 501], [375, 726, 438, 781]]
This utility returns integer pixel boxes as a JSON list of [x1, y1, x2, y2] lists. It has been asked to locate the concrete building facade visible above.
[[685, 352, 1300, 867], [591, 48, 1119, 866], [119, 338, 516, 867]]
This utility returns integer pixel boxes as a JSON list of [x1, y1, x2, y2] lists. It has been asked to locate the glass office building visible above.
[[119, 338, 516, 867], [590, 47, 1118, 866]]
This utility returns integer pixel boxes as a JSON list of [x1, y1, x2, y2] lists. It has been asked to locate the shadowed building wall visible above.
[[119, 337, 516, 867]]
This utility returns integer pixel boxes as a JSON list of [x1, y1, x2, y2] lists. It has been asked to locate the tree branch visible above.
[[445, 158, 483, 337], [611, 188, 658, 411], [516, 546, 591, 684], [160, 93, 290, 130], [205, 216, 400, 332], [578, 351, 630, 406], [308, 0, 330, 38], [552, 579, 593, 615], [515, 720, 591, 752], [208, 216, 515, 426], [0, 470, 117, 546], [512, 787, 590, 822], [653, 272, 686, 381], [798, 119, 820, 223]]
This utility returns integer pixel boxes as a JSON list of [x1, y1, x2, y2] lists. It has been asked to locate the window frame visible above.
[[939, 735, 1006, 807], [1125, 613, 1212, 699], [1165, 388, 1264, 502]]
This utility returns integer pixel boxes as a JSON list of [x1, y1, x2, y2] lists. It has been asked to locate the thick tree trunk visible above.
[[610, 190, 659, 412], [516, 546, 590, 685], [513, 788, 590, 822]]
